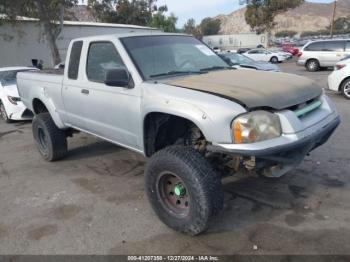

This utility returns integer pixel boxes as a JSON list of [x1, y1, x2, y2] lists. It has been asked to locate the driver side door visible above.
[[77, 41, 142, 150]]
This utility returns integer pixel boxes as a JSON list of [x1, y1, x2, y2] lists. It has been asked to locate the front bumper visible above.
[[297, 59, 306, 66], [208, 115, 340, 177], [5, 101, 33, 121], [208, 115, 340, 157], [327, 70, 342, 92]]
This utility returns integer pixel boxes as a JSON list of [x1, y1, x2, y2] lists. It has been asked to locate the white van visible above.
[[297, 39, 350, 71]]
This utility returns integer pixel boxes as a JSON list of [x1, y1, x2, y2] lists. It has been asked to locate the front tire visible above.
[[0, 101, 11, 123], [306, 59, 320, 72], [145, 146, 223, 235], [32, 112, 67, 161], [270, 56, 278, 63], [340, 78, 350, 99]]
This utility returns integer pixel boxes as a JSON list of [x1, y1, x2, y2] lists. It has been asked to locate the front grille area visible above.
[[287, 97, 322, 118]]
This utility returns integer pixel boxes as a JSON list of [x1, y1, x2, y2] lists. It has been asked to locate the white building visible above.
[[0, 17, 159, 67], [202, 33, 268, 50]]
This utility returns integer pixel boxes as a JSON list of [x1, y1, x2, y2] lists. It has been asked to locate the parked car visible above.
[[271, 50, 293, 60], [219, 52, 281, 72], [237, 48, 251, 54], [17, 33, 340, 235], [297, 39, 350, 72], [328, 57, 350, 99], [244, 49, 287, 63], [0, 67, 36, 123], [282, 43, 299, 56], [212, 47, 221, 53]]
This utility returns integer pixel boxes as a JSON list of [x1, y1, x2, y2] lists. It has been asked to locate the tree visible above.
[[328, 16, 350, 31], [0, 0, 78, 65], [244, 0, 304, 44], [183, 18, 202, 39], [275, 30, 297, 38], [148, 12, 177, 32], [87, 0, 115, 22], [88, 0, 168, 26], [199, 17, 221, 36]]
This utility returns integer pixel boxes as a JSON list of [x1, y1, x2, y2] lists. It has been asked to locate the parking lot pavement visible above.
[[0, 62, 350, 255]]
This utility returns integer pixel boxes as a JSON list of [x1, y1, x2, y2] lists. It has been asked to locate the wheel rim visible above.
[[0, 104, 8, 121], [344, 82, 350, 98], [157, 172, 190, 218], [308, 61, 317, 70], [271, 57, 277, 63], [37, 127, 49, 154]]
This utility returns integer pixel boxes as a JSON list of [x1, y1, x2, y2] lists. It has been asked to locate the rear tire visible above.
[[306, 59, 320, 72], [145, 146, 223, 235], [32, 112, 67, 161], [340, 78, 350, 99], [0, 101, 11, 123]]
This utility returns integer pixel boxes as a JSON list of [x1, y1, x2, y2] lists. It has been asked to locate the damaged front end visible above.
[[207, 114, 340, 178]]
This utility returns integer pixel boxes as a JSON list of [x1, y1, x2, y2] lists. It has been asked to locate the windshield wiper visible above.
[[200, 66, 232, 72], [149, 70, 205, 79]]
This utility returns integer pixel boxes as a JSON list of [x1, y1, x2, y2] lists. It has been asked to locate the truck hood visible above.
[[165, 70, 322, 110]]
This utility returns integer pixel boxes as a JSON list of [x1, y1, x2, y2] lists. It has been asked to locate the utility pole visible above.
[[330, 0, 337, 38]]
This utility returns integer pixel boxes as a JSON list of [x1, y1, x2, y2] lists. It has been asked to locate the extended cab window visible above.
[[86, 42, 125, 83], [68, 41, 83, 80]]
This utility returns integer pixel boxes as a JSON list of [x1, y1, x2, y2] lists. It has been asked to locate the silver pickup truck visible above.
[[17, 32, 340, 235]]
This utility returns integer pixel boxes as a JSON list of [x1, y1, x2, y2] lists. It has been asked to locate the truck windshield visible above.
[[120, 35, 230, 80]]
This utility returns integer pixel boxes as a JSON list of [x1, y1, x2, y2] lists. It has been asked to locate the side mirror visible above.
[[104, 68, 131, 88]]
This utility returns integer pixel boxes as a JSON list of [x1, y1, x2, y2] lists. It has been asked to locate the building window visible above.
[[229, 37, 233, 44], [208, 40, 212, 45], [219, 38, 223, 45]]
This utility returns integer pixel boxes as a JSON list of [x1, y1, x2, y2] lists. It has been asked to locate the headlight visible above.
[[232, 111, 282, 144], [7, 96, 21, 105]]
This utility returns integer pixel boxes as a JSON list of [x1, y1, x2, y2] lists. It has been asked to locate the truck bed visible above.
[[17, 70, 64, 115], [34, 69, 64, 75]]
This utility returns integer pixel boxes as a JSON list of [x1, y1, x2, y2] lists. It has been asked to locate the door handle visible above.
[[81, 89, 89, 95]]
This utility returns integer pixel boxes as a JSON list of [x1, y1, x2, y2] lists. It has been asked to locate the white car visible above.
[[0, 67, 36, 123], [328, 57, 350, 99], [271, 50, 293, 60], [244, 49, 287, 63]]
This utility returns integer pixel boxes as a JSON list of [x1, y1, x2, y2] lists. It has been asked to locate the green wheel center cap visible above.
[[174, 184, 186, 197]]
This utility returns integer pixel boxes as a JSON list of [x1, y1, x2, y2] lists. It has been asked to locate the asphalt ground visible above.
[[0, 60, 349, 255]]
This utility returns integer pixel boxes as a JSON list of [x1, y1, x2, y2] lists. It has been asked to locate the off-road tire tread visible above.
[[145, 146, 223, 235], [32, 112, 67, 161]]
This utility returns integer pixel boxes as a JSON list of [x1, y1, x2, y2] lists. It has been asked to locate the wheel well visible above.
[[143, 113, 206, 157], [339, 77, 350, 91], [32, 99, 48, 114]]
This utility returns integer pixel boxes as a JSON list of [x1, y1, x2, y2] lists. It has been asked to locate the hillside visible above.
[[216, 0, 350, 35]]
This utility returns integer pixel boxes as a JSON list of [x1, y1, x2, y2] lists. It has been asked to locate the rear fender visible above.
[[33, 91, 65, 129]]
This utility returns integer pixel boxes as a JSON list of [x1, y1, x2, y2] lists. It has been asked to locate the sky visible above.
[[156, 0, 336, 27]]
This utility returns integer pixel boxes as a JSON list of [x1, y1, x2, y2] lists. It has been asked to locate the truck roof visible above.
[[71, 32, 189, 42]]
